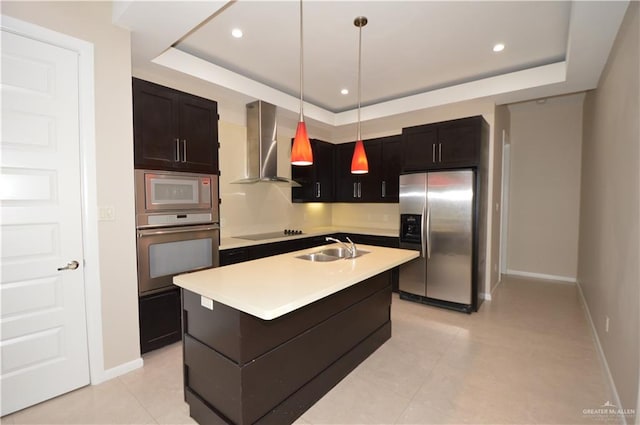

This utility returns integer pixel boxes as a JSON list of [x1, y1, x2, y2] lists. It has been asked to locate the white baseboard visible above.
[[91, 357, 144, 385], [576, 281, 627, 425], [505, 269, 577, 284], [480, 292, 492, 301]]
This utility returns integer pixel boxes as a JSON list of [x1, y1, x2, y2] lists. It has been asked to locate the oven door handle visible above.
[[137, 224, 220, 238]]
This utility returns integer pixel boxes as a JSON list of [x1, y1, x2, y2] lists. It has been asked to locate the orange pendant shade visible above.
[[291, 121, 313, 165], [351, 140, 368, 174]]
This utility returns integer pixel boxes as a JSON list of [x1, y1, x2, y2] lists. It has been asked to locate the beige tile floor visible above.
[[2, 275, 612, 425]]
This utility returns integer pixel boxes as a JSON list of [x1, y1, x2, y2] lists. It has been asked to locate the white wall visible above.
[[579, 1, 639, 418], [2, 1, 140, 370], [506, 93, 584, 281], [489, 105, 510, 292]]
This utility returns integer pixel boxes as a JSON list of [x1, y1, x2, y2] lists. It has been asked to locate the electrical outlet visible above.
[[201, 296, 213, 310], [605, 316, 610, 333]]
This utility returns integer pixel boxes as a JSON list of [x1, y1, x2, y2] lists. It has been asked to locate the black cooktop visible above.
[[236, 229, 304, 241]]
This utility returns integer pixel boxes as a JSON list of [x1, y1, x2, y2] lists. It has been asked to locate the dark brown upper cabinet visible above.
[[379, 136, 402, 202], [133, 78, 219, 174], [401, 116, 486, 172], [334, 142, 364, 202], [291, 139, 335, 202], [334, 135, 401, 203]]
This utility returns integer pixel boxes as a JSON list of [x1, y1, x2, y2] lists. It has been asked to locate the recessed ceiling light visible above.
[[493, 43, 505, 52], [231, 28, 243, 39], [340, 89, 349, 95]]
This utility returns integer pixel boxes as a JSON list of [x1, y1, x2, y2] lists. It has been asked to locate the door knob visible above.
[[57, 260, 79, 271]]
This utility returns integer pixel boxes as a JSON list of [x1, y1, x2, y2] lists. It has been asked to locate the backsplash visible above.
[[331, 203, 400, 231], [218, 120, 400, 238], [218, 120, 332, 238]]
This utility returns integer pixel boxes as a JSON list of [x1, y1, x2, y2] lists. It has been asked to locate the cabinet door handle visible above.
[[358, 182, 362, 198], [432, 143, 436, 163], [382, 181, 386, 198], [353, 182, 357, 198], [316, 182, 321, 198], [182, 139, 187, 163], [175, 138, 180, 162], [438, 143, 442, 162]]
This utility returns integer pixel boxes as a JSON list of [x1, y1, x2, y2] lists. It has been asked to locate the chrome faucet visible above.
[[325, 236, 357, 258]]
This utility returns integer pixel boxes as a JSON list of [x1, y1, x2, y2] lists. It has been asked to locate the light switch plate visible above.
[[98, 206, 115, 221], [201, 296, 213, 310]]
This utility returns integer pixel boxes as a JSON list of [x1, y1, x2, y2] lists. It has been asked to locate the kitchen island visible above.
[[173, 244, 418, 425]]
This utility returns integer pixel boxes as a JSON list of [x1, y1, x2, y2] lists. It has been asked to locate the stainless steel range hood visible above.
[[231, 100, 300, 187]]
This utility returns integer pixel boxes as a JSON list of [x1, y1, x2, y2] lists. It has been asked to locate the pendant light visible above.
[[351, 16, 369, 174], [291, 0, 313, 166]]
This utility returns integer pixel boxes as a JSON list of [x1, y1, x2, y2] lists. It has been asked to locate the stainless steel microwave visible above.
[[135, 169, 219, 228]]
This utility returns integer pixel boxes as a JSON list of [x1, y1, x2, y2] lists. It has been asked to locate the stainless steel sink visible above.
[[318, 248, 370, 259], [295, 253, 341, 262], [295, 249, 370, 262]]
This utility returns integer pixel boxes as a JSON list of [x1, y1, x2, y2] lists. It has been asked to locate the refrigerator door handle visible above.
[[421, 205, 427, 258], [426, 206, 432, 259]]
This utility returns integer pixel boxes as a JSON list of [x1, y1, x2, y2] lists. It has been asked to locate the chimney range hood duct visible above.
[[231, 100, 301, 187]]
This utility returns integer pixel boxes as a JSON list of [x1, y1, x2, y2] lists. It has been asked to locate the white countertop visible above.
[[220, 226, 399, 250], [174, 244, 417, 321]]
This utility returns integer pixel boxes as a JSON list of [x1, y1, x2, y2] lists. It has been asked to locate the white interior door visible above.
[[1, 29, 90, 416]]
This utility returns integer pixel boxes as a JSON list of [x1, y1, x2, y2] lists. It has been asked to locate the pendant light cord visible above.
[[299, 0, 304, 122], [357, 22, 362, 141], [354, 17, 367, 140]]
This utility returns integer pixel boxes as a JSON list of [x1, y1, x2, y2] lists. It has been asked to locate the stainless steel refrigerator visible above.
[[399, 171, 476, 312]]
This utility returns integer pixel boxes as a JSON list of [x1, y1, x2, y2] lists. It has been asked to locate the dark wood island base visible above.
[[181, 270, 393, 425]]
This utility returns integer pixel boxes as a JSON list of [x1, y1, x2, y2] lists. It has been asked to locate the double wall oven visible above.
[[135, 169, 220, 296]]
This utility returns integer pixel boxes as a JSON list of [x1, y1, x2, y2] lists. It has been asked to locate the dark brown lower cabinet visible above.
[[219, 248, 249, 266], [220, 235, 329, 266], [338, 233, 400, 292], [221, 233, 401, 292], [139, 287, 182, 354], [182, 270, 393, 425]]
